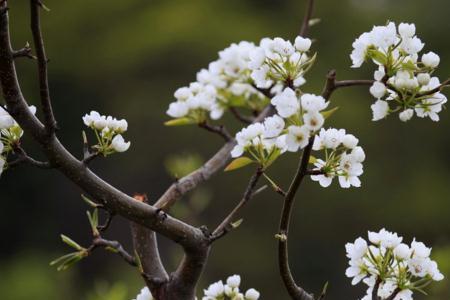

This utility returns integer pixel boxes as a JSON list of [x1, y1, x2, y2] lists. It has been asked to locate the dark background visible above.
[[0, 0, 449, 299]]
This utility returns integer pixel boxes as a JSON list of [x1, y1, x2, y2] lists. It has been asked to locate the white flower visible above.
[[226, 275, 241, 288], [426, 260, 444, 281], [248, 48, 266, 69], [411, 239, 431, 258], [371, 100, 389, 121], [350, 146, 366, 162], [399, 109, 414, 122], [0, 107, 15, 129], [174, 87, 193, 100], [263, 115, 285, 138], [311, 159, 333, 187], [313, 128, 345, 150], [303, 111, 324, 132], [300, 93, 328, 112], [285, 125, 310, 152], [346, 237, 368, 260], [369, 82, 387, 99], [408, 257, 430, 277], [111, 134, 130, 152], [350, 32, 372, 68], [398, 23, 416, 38], [368, 229, 402, 248], [231, 145, 245, 158], [394, 243, 412, 260], [346, 258, 368, 285], [244, 288, 260, 300], [422, 51, 440, 68], [417, 73, 431, 86], [251, 65, 273, 88], [400, 36, 424, 55], [342, 134, 359, 149], [294, 36, 312, 52], [271, 88, 299, 118], [133, 287, 153, 300], [370, 22, 397, 50], [167, 102, 189, 118], [204, 281, 225, 298], [338, 153, 363, 188]]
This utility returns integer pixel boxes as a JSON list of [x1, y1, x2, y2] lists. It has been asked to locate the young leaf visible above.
[[309, 155, 317, 164], [224, 157, 254, 171], [164, 117, 195, 126], [81, 194, 99, 208], [231, 219, 243, 229], [60, 234, 84, 251], [321, 106, 339, 119]]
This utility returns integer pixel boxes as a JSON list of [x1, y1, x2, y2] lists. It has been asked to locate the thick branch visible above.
[[154, 105, 274, 211], [299, 0, 315, 37], [131, 221, 169, 298], [210, 167, 263, 241], [30, 0, 57, 133]]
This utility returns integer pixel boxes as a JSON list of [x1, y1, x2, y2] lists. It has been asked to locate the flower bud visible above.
[[422, 52, 440, 68]]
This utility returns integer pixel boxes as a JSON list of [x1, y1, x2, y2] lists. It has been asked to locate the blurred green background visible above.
[[0, 0, 449, 299]]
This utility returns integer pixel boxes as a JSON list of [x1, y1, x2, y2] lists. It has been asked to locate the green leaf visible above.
[[81, 194, 99, 208], [309, 155, 317, 164], [224, 157, 254, 171], [321, 106, 339, 119], [231, 219, 243, 229], [87, 209, 99, 236], [367, 49, 387, 65], [164, 117, 195, 126], [60, 234, 84, 251]]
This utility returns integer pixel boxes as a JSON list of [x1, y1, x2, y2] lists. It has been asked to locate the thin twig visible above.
[[30, 0, 57, 133], [90, 237, 137, 267], [372, 277, 381, 300], [210, 167, 263, 242], [416, 78, 450, 97], [198, 122, 232, 141], [386, 288, 401, 300], [277, 137, 315, 300], [229, 107, 254, 124], [299, 0, 315, 37], [321, 69, 374, 100], [8, 146, 52, 169], [97, 211, 114, 232], [12, 42, 36, 59]]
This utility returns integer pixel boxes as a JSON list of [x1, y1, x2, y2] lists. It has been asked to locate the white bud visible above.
[[369, 82, 387, 99], [245, 288, 260, 300], [111, 134, 131, 152], [417, 73, 431, 86], [294, 36, 312, 52], [422, 52, 440, 68], [399, 109, 414, 122], [226, 275, 241, 288], [394, 243, 412, 260]]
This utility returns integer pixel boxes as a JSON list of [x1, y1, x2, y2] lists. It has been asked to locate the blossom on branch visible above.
[[345, 229, 444, 300], [351, 22, 448, 122]]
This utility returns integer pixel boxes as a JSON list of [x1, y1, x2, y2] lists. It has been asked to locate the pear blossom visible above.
[[199, 275, 260, 300], [346, 229, 444, 300], [352, 22, 448, 123], [285, 125, 310, 152], [245, 289, 260, 300], [421, 51, 440, 68], [111, 134, 130, 152], [271, 88, 299, 118]]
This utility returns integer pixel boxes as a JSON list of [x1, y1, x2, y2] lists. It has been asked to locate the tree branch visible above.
[[372, 277, 381, 300], [386, 288, 401, 300], [229, 107, 253, 124], [12, 42, 35, 59], [30, 0, 57, 133], [299, 0, 315, 37], [321, 69, 374, 100], [277, 137, 315, 300], [90, 236, 137, 267], [417, 78, 450, 97], [154, 104, 274, 212], [210, 167, 264, 241], [198, 122, 232, 141], [8, 145, 52, 169]]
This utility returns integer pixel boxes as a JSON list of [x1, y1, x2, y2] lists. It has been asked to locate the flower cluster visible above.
[[231, 89, 332, 168], [82, 111, 130, 155], [0, 105, 36, 176], [311, 128, 366, 188], [249, 36, 315, 89], [202, 275, 260, 300], [351, 22, 447, 122], [345, 229, 444, 300], [132, 275, 260, 300], [167, 41, 267, 124], [166, 36, 316, 125]]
